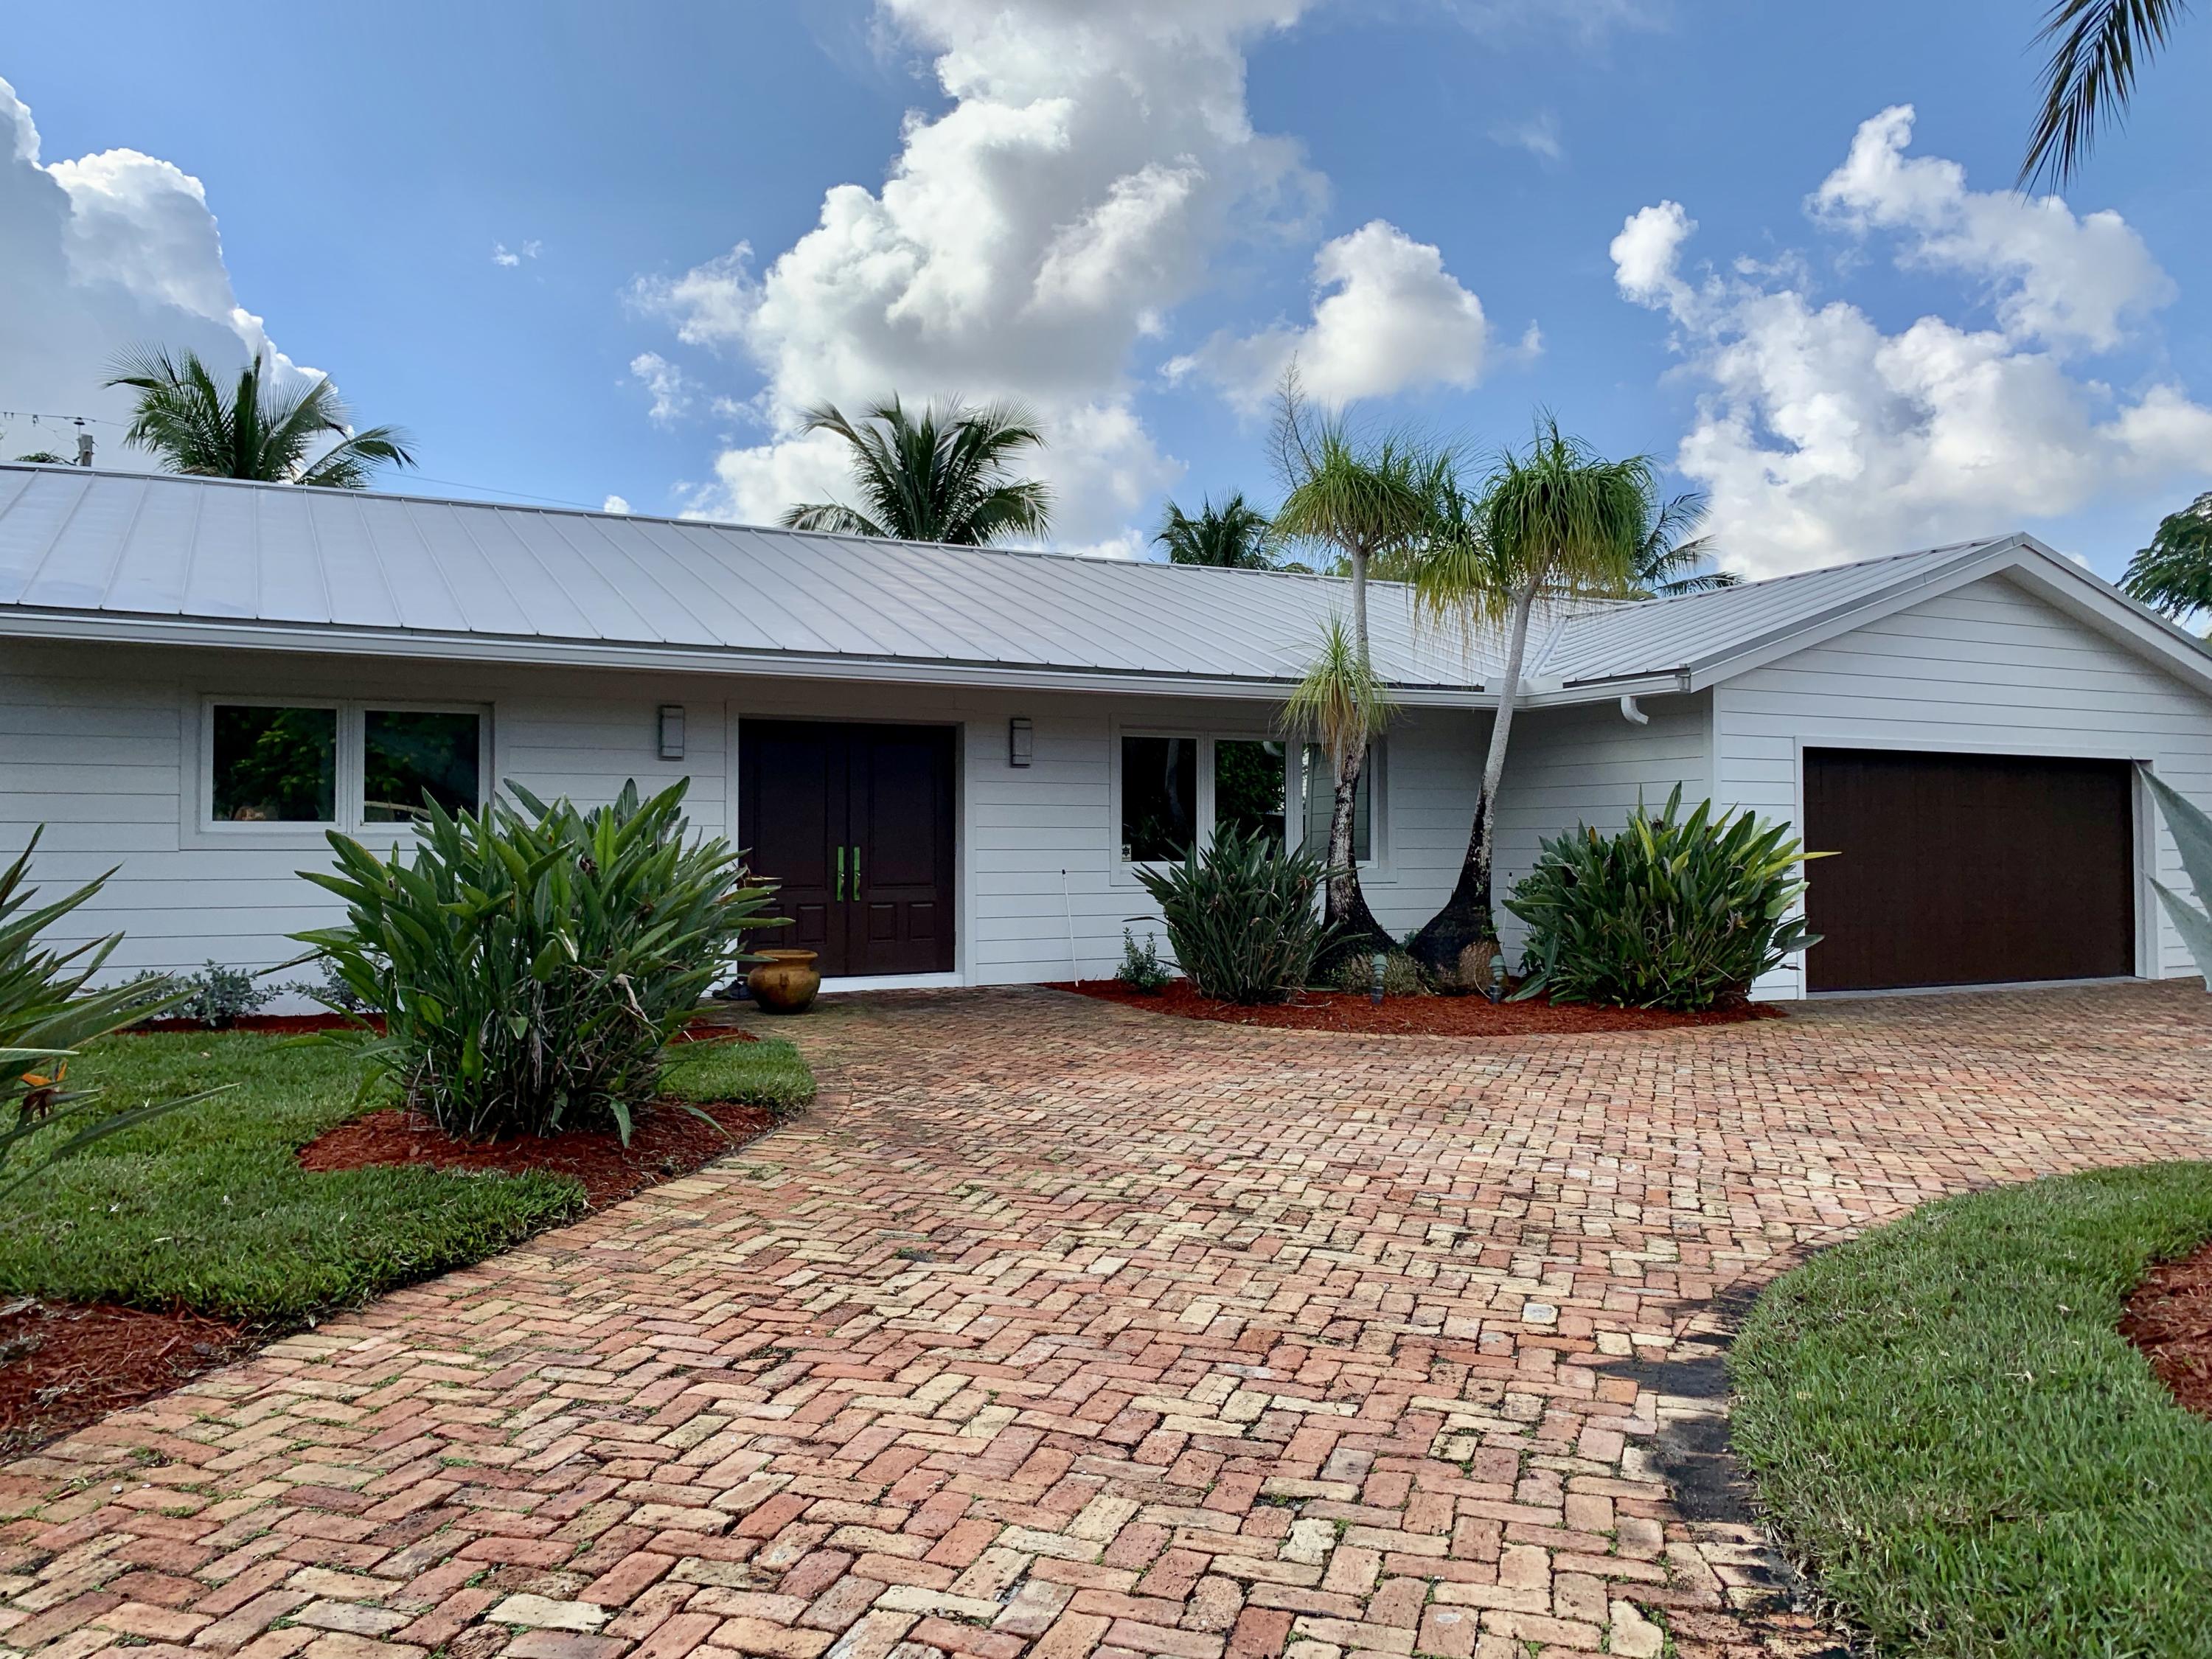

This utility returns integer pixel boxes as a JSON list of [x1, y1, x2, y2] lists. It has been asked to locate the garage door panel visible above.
[[1804, 749, 2133, 992]]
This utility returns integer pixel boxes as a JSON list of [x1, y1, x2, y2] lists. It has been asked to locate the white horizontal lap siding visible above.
[[1489, 692, 1713, 963], [0, 641, 735, 992], [1713, 573, 2212, 998], [723, 682, 1484, 985], [2, 635, 1491, 995]]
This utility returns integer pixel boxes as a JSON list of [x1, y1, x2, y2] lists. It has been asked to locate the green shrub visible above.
[[1114, 928, 1172, 993], [1133, 825, 1333, 1004], [297, 780, 778, 1143], [1327, 950, 1425, 998], [1506, 786, 1818, 1009]]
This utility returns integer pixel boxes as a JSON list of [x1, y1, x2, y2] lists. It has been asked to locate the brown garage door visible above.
[[1803, 748, 2135, 992]]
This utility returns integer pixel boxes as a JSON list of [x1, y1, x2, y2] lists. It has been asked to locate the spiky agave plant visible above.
[[1, 832, 209, 1200]]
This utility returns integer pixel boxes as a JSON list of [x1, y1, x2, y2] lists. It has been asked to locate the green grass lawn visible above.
[[1730, 1162, 2212, 1658], [0, 1029, 813, 1326]]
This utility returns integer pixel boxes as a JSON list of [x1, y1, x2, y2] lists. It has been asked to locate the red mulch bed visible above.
[[2121, 1239, 2212, 1420], [1052, 978, 1784, 1035], [298, 1096, 776, 1209], [4, 1056, 773, 1458], [0, 1299, 255, 1458]]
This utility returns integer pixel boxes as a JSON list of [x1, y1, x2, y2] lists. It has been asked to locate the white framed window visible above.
[[1111, 725, 1383, 875], [197, 696, 490, 836]]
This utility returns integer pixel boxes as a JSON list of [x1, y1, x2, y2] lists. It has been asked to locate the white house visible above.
[[4, 462, 2210, 1001]]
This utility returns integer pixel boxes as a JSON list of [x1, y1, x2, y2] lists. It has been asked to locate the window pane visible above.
[[1121, 735, 1197, 861], [364, 710, 481, 823], [1215, 739, 1286, 850], [212, 706, 336, 822], [1302, 745, 1371, 863]]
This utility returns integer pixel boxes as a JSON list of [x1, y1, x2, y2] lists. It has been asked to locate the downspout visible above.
[[1618, 695, 1649, 726]]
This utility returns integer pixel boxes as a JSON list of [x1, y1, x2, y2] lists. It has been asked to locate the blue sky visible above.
[[3, 1, 2208, 581]]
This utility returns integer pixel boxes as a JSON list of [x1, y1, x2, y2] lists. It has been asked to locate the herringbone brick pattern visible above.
[[7, 982, 2211, 1659]]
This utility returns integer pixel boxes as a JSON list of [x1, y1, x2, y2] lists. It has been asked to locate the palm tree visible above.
[[1268, 376, 1444, 959], [2022, 0, 2191, 187], [781, 397, 1052, 545], [2122, 492, 2212, 622], [1281, 616, 1394, 955], [106, 348, 415, 487], [1627, 490, 1738, 598], [1406, 417, 1656, 990], [1154, 493, 1277, 568]]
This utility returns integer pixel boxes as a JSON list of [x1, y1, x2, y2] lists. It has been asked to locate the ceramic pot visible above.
[[746, 948, 822, 1015]]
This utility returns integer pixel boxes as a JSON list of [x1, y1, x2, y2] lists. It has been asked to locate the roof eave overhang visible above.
[[0, 607, 1507, 707]]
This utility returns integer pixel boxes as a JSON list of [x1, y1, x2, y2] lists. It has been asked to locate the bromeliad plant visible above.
[[2, 832, 201, 1199], [296, 780, 778, 1144], [1508, 787, 1821, 1010], [1134, 824, 1336, 1004]]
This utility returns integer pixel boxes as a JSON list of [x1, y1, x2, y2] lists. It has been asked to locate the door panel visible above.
[[739, 722, 849, 975], [846, 725, 957, 974], [739, 720, 956, 979], [1804, 748, 2133, 992]]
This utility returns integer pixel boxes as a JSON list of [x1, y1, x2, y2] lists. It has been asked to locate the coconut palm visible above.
[[1627, 490, 1738, 598], [106, 349, 415, 487], [2121, 492, 2212, 622], [781, 397, 1052, 545], [2022, 0, 2192, 187], [1268, 378, 1444, 957], [1155, 493, 1278, 568], [1406, 417, 1656, 990]]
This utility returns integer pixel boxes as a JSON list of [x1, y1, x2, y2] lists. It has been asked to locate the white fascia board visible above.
[[0, 607, 1498, 708]]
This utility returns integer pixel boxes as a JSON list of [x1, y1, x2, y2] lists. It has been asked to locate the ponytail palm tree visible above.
[[1155, 493, 1278, 568], [2022, 0, 2192, 187], [1407, 418, 1655, 990], [781, 397, 1052, 545], [106, 349, 415, 487], [1269, 380, 1444, 957]]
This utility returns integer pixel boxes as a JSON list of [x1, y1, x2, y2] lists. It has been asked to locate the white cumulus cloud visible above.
[[1175, 220, 1493, 413], [628, 352, 693, 425], [630, 1, 1498, 552], [0, 75, 311, 467], [1613, 105, 2212, 578]]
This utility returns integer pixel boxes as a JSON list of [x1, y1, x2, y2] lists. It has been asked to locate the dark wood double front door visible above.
[[739, 720, 956, 978]]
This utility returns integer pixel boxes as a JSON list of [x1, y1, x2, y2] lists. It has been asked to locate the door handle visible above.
[[835, 845, 844, 901], [851, 844, 861, 895]]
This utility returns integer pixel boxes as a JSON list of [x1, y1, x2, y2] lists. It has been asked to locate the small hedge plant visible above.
[[297, 780, 778, 1143], [1115, 929, 1172, 993], [1507, 787, 1819, 1010], [1134, 825, 1333, 1004]]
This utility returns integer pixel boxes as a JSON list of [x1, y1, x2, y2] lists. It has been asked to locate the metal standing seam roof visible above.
[[1, 465, 2202, 700]]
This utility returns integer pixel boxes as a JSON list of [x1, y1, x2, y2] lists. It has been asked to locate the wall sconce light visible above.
[[658, 704, 686, 761], [1009, 717, 1034, 768]]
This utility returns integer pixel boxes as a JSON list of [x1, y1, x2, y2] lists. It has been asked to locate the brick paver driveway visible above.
[[7, 984, 2212, 1659]]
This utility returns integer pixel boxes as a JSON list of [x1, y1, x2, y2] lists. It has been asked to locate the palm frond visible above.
[[1155, 492, 1279, 568], [105, 346, 413, 487], [2022, 0, 2192, 189], [1280, 616, 1394, 764], [790, 396, 1051, 544]]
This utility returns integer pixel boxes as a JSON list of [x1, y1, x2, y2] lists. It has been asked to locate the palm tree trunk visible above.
[[1320, 543, 1393, 968], [1407, 581, 1538, 990], [1470, 582, 1537, 917]]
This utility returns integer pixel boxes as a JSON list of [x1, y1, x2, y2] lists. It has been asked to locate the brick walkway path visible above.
[[7, 983, 2212, 1659]]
